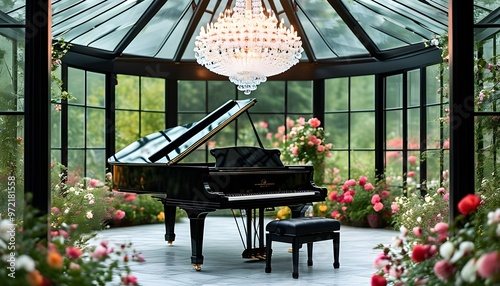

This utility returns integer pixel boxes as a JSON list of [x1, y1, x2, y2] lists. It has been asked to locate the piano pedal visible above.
[[192, 264, 202, 271]]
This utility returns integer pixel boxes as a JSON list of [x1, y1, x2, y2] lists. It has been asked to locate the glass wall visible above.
[[0, 4, 25, 216]]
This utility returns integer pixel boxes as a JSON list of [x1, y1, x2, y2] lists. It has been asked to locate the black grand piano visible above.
[[108, 98, 327, 270]]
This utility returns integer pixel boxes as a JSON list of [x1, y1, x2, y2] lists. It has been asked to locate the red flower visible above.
[[457, 194, 481, 215], [371, 274, 387, 286], [411, 244, 436, 262], [66, 246, 82, 259]]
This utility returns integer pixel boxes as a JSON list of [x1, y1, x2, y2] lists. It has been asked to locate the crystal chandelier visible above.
[[194, 0, 303, 95]]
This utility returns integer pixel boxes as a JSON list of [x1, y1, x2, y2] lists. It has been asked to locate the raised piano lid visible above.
[[108, 98, 257, 166]]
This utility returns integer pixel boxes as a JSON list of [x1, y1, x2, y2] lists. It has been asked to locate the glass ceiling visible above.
[[2, 0, 499, 77]]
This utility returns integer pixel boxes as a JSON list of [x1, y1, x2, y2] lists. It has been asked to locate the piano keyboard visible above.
[[226, 191, 317, 201]]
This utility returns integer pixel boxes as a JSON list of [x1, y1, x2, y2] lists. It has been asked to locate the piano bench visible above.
[[265, 217, 340, 279]]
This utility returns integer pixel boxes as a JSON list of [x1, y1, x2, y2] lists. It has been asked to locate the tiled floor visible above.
[[95, 214, 398, 286]]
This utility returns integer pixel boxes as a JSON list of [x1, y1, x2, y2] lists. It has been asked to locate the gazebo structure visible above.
[[1, 1, 499, 233]]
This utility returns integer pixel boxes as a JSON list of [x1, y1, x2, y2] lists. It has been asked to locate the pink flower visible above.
[[330, 210, 340, 219], [345, 179, 357, 187], [317, 145, 325, 152], [371, 194, 381, 204], [437, 187, 446, 194], [277, 125, 286, 134], [69, 262, 81, 270], [408, 155, 417, 164], [53, 105, 62, 111], [66, 246, 82, 259], [443, 193, 449, 201], [259, 121, 268, 129], [364, 183, 374, 191], [290, 146, 299, 156], [407, 171, 416, 177], [434, 260, 456, 281], [381, 190, 389, 198], [391, 202, 400, 213], [373, 202, 384, 212], [89, 178, 101, 187], [308, 117, 321, 128], [92, 245, 110, 259], [343, 193, 353, 203], [298, 117, 306, 126], [328, 191, 338, 201], [122, 274, 139, 285], [113, 210, 126, 220], [413, 226, 422, 237], [374, 253, 390, 268], [476, 251, 500, 279], [358, 176, 368, 186]]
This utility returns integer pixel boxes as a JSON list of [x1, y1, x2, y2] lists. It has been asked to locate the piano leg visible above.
[[188, 211, 208, 271], [164, 205, 176, 245]]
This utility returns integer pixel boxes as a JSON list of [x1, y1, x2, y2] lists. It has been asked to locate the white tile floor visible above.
[[94, 215, 398, 286]]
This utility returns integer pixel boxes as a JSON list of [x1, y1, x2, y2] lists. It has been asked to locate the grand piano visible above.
[[108, 98, 327, 270]]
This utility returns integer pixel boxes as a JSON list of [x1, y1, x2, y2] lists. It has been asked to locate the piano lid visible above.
[[108, 98, 257, 165]]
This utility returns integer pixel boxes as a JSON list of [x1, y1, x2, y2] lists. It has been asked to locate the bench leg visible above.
[[307, 242, 313, 266], [333, 232, 340, 269], [265, 234, 272, 273], [292, 238, 299, 279]]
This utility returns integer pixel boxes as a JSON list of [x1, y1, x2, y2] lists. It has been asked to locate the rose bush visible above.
[[372, 193, 500, 286]]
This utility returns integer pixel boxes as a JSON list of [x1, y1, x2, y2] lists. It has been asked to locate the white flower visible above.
[[460, 258, 477, 283], [69, 187, 75, 192], [16, 255, 35, 272], [0, 239, 7, 249], [496, 224, 500, 237], [487, 208, 500, 225], [416, 216, 422, 223], [86, 211, 93, 219], [439, 241, 455, 260], [0, 220, 13, 241]]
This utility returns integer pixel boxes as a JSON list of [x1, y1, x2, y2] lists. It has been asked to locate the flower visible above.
[[373, 192, 500, 285], [457, 194, 481, 215], [113, 209, 126, 220], [261, 117, 333, 185], [323, 172, 399, 226]]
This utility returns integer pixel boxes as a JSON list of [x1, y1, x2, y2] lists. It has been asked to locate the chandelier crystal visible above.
[[194, 0, 303, 95]]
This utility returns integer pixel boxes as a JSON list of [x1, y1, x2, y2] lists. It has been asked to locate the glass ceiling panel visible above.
[[125, 0, 191, 57], [474, 1, 500, 23], [3, 1, 26, 22], [342, 0, 447, 50], [53, 0, 152, 50], [299, 0, 367, 59]]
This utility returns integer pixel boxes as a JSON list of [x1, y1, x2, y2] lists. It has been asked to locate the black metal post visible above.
[[448, 0, 475, 222], [24, 1, 51, 231]]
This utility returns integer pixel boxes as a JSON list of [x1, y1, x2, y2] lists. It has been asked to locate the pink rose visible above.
[[122, 274, 139, 285], [364, 183, 374, 191], [408, 155, 417, 164], [391, 202, 400, 213], [476, 251, 500, 279], [308, 117, 321, 128], [358, 176, 367, 186], [371, 194, 381, 204], [113, 210, 126, 220], [66, 246, 82, 259], [298, 117, 306, 126], [317, 145, 325, 152], [373, 202, 384, 212], [413, 226, 422, 237], [434, 260, 456, 281]]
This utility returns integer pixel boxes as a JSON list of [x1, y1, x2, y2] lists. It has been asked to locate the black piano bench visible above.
[[265, 217, 341, 279]]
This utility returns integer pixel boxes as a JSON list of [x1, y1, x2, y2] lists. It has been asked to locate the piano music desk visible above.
[[265, 217, 341, 279]]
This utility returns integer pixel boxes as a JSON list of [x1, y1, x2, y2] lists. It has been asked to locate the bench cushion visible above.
[[266, 217, 340, 236]]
